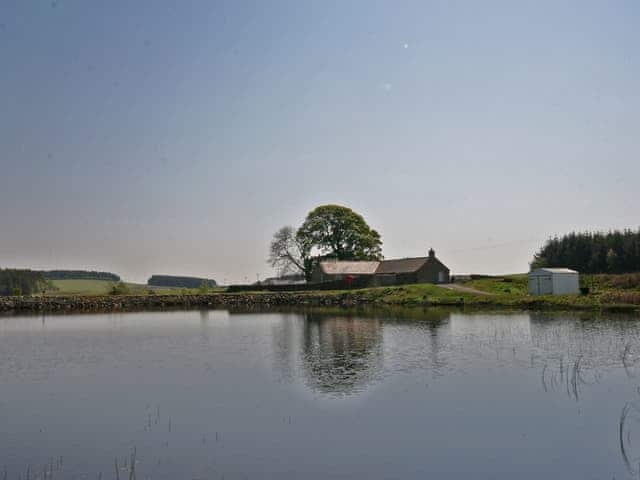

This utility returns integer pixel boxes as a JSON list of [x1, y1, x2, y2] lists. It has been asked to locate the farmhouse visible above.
[[311, 261, 379, 284], [311, 249, 450, 286], [528, 268, 580, 296]]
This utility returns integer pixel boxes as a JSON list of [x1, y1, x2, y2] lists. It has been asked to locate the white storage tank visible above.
[[528, 268, 580, 296]]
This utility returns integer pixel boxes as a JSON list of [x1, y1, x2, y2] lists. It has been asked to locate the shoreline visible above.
[[1, 290, 639, 315]]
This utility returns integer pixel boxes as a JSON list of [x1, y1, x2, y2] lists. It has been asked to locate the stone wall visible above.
[[0, 292, 367, 313]]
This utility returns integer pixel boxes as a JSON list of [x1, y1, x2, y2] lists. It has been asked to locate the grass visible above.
[[465, 274, 529, 296], [47, 279, 116, 295], [460, 273, 640, 309], [33, 273, 640, 314], [282, 273, 640, 312], [584, 273, 640, 291], [45, 279, 203, 296], [341, 283, 478, 305]]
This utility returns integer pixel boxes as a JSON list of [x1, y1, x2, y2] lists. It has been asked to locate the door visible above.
[[539, 275, 552, 295]]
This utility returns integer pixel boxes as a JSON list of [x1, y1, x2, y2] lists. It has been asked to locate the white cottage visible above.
[[528, 268, 580, 296]]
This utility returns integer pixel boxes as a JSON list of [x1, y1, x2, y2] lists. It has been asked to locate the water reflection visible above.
[[300, 313, 383, 396], [279, 308, 453, 396], [3, 309, 640, 479], [620, 402, 640, 477]]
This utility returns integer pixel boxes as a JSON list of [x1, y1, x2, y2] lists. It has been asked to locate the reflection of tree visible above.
[[301, 313, 384, 396], [269, 307, 453, 396], [271, 313, 301, 384]]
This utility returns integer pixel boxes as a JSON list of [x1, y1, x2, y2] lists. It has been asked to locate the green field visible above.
[[39, 273, 640, 312], [464, 274, 529, 296], [46, 279, 199, 296]]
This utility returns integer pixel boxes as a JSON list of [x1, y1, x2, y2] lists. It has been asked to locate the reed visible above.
[[128, 447, 137, 480]]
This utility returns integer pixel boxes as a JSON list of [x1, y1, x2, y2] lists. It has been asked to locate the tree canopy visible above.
[[296, 205, 382, 261], [268, 205, 383, 280], [42, 270, 120, 281], [531, 229, 640, 273], [147, 275, 217, 289]]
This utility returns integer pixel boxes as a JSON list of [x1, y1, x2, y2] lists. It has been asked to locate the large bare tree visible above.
[[268, 226, 309, 277]]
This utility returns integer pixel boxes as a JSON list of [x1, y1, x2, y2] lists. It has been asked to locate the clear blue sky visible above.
[[1, 1, 638, 283]]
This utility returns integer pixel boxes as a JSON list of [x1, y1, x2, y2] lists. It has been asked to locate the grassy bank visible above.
[[452, 274, 639, 312], [287, 273, 640, 313], [8, 274, 636, 315]]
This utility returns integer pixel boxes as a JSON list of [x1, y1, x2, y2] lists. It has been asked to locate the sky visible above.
[[0, 0, 638, 283]]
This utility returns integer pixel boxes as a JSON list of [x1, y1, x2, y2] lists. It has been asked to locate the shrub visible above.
[[110, 282, 131, 295], [198, 280, 210, 294], [601, 291, 640, 305], [610, 273, 640, 290]]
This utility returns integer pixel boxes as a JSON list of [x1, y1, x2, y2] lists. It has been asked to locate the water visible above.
[[1, 308, 640, 479]]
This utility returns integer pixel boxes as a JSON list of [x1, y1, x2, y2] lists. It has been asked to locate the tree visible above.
[[606, 248, 619, 272], [530, 228, 640, 273], [268, 205, 384, 281], [0, 269, 46, 296], [530, 254, 547, 270], [110, 282, 130, 295], [198, 280, 210, 294], [268, 226, 309, 277], [296, 205, 383, 261]]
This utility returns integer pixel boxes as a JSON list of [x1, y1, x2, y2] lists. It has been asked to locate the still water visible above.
[[2, 308, 640, 479]]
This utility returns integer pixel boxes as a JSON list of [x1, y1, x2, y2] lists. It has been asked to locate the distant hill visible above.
[[147, 275, 217, 289], [42, 270, 121, 282]]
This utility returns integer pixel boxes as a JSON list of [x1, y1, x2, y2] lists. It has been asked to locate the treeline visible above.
[[148, 275, 217, 289], [0, 269, 45, 296], [42, 270, 121, 281], [531, 229, 640, 273]]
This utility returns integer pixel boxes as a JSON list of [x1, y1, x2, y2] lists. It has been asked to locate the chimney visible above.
[[428, 248, 435, 258]]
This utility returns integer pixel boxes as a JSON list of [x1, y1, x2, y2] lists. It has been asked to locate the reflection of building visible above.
[[270, 308, 454, 396], [301, 314, 384, 396]]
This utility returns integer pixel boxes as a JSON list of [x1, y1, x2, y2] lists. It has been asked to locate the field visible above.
[[46, 279, 198, 296], [34, 273, 640, 313], [464, 274, 529, 296]]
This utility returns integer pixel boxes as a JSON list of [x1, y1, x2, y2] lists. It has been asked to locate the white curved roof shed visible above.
[[528, 268, 580, 296]]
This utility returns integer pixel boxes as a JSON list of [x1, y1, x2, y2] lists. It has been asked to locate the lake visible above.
[[1, 308, 640, 479]]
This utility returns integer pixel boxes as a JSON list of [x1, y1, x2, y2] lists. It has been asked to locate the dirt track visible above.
[[439, 284, 494, 296]]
